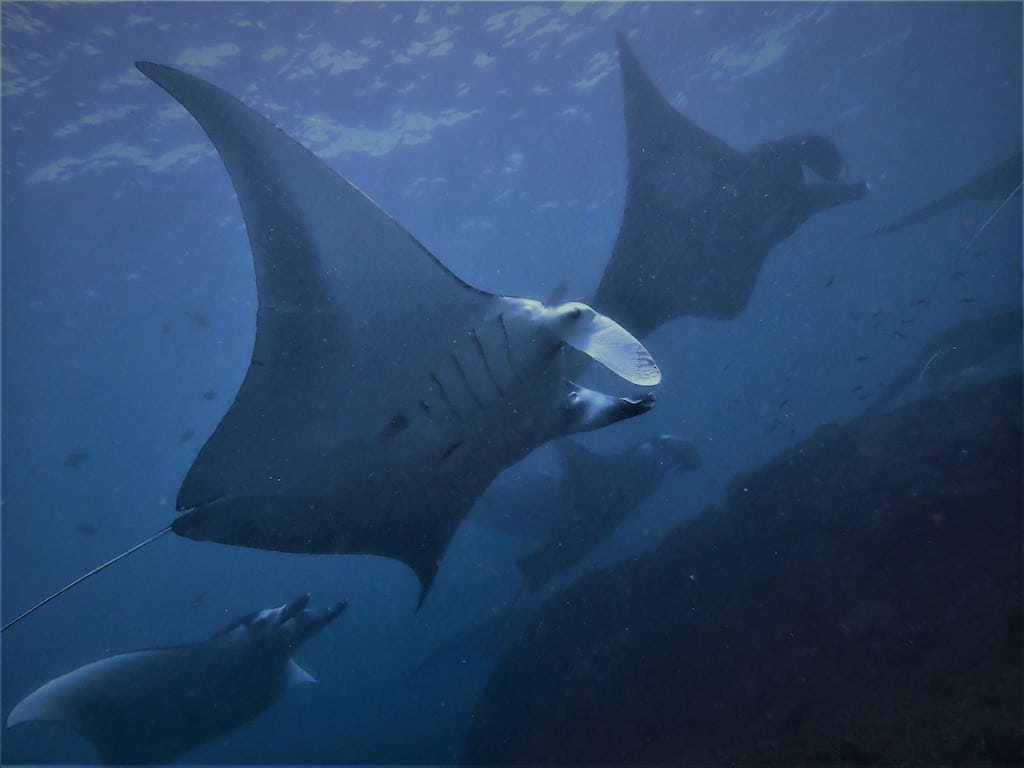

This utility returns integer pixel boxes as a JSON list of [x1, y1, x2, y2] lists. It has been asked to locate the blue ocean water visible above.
[[1, 2, 1021, 764]]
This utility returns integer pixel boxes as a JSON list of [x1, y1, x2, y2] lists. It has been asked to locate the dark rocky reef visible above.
[[464, 375, 1023, 764]]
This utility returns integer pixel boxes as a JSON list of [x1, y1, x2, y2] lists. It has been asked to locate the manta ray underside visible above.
[[592, 34, 869, 337], [135, 62, 660, 607]]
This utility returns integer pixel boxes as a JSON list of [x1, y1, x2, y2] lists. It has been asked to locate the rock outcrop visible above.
[[464, 376, 1023, 764]]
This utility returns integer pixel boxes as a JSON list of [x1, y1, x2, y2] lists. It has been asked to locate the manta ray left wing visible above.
[[138, 62, 495, 513], [136, 63, 659, 603]]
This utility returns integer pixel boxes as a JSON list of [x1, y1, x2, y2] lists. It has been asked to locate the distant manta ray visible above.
[[6, 595, 345, 764], [868, 308, 1022, 413], [592, 34, 869, 337], [473, 434, 701, 594], [417, 436, 701, 675], [863, 152, 1023, 238], [2, 61, 661, 631], [515, 434, 701, 593]]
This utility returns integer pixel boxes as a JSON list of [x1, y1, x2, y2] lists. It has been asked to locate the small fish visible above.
[[961, 297, 977, 304], [184, 311, 211, 328], [778, 399, 789, 410], [851, 384, 863, 393], [180, 428, 196, 443], [202, 389, 217, 401], [75, 523, 98, 536], [951, 270, 968, 280], [161, 323, 171, 335], [825, 273, 836, 287], [971, 248, 990, 259], [64, 452, 90, 468], [893, 330, 907, 339], [910, 298, 929, 307], [855, 355, 870, 362]]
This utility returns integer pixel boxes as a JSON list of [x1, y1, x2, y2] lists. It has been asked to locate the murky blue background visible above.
[[3, 2, 1021, 763]]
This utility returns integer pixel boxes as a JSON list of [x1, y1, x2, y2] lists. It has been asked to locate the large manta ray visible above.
[[7, 595, 345, 764], [133, 62, 660, 607], [863, 152, 1023, 238], [592, 34, 869, 337]]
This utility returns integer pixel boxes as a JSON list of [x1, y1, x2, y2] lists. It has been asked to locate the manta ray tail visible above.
[[1, 527, 172, 632]]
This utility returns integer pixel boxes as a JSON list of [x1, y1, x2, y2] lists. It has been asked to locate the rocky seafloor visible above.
[[463, 375, 1023, 764]]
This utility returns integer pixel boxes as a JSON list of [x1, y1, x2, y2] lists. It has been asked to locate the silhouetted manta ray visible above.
[[592, 34, 869, 337], [0, 63, 662, 633], [515, 434, 701, 593], [863, 152, 1023, 238], [6, 595, 345, 764], [419, 436, 701, 672], [868, 308, 1022, 412], [413, 599, 535, 677]]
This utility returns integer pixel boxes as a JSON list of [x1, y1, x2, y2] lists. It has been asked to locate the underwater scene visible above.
[[2, 2, 1021, 764]]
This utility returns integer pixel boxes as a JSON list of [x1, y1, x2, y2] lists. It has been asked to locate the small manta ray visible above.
[[0, 62, 661, 634], [868, 308, 1023, 413], [863, 152, 1023, 238], [592, 34, 869, 337], [6, 594, 345, 764]]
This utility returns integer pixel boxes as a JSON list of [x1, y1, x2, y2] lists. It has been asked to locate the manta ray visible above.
[[473, 434, 700, 591], [863, 152, 1023, 238], [418, 436, 700, 673], [6, 595, 345, 764], [868, 308, 1023, 413], [137, 64, 658, 603], [592, 34, 869, 337], [514, 434, 701, 593], [1, 61, 662, 633]]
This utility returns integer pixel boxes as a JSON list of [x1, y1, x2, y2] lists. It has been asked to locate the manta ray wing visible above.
[[8, 648, 218, 764], [136, 62, 495, 514], [592, 34, 747, 336]]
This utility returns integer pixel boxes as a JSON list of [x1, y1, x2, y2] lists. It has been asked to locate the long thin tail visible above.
[[962, 180, 1024, 254], [1, 526, 173, 633]]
